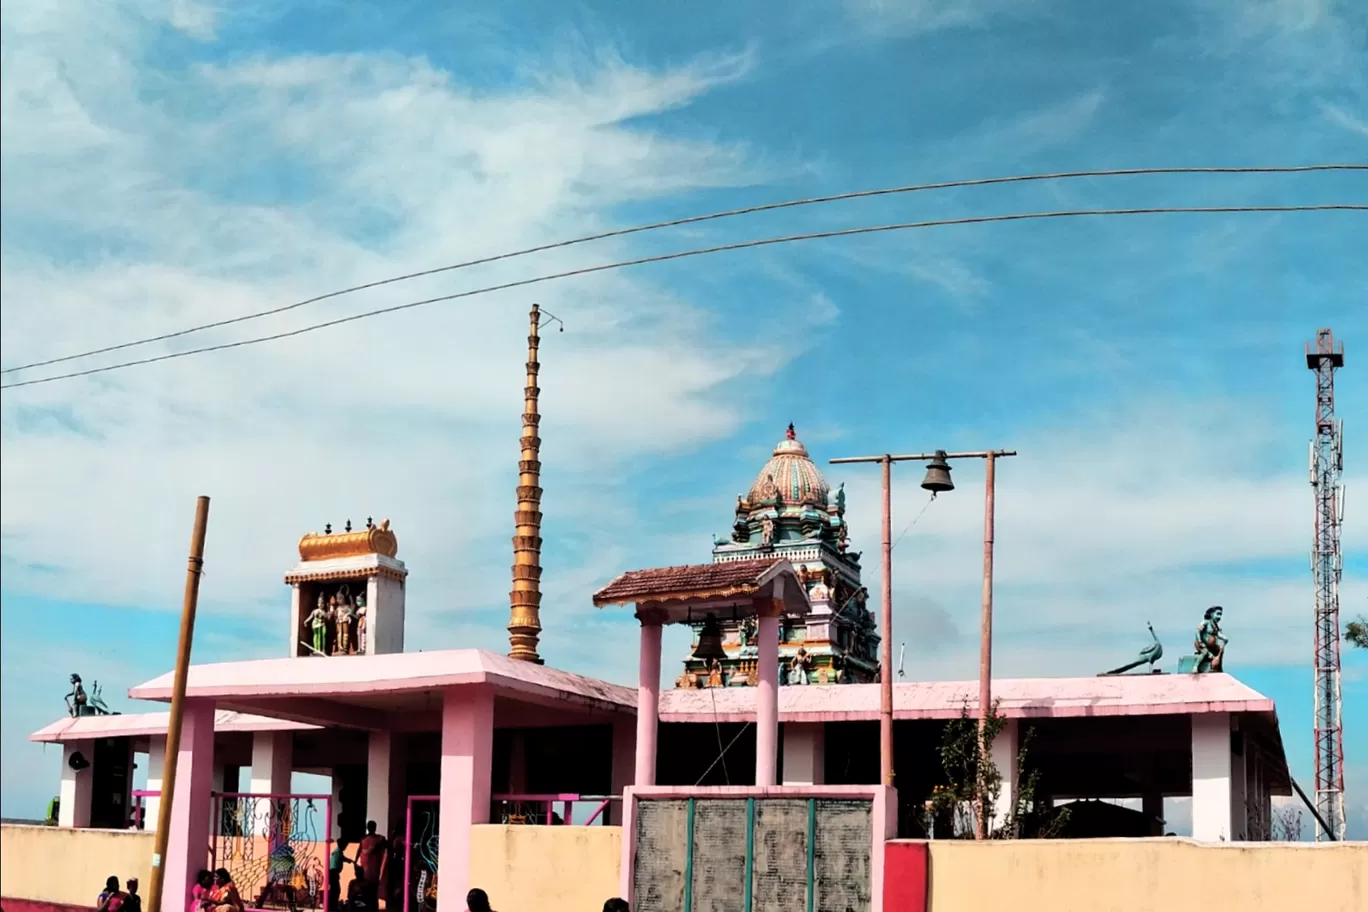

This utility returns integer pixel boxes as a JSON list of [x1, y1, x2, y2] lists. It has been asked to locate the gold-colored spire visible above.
[[508, 303, 544, 663]]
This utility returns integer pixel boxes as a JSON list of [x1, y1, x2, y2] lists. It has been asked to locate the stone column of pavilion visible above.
[[508, 304, 545, 663]]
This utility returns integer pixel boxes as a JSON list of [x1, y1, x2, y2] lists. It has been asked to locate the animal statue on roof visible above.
[[1099, 623, 1164, 676]]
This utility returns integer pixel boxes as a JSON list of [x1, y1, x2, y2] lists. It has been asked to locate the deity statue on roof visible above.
[[1192, 606, 1227, 673], [307, 594, 329, 656], [356, 592, 369, 655], [333, 586, 356, 655]]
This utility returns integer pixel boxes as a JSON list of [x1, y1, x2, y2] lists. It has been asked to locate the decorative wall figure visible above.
[[306, 595, 329, 656], [786, 649, 811, 685], [356, 593, 368, 655], [333, 586, 356, 655], [760, 517, 775, 548], [706, 658, 724, 688]]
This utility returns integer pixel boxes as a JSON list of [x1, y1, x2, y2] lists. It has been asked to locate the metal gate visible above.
[[403, 795, 440, 912], [212, 792, 332, 911], [633, 797, 873, 912]]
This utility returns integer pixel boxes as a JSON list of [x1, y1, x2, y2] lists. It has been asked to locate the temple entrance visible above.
[[403, 796, 439, 912], [212, 791, 333, 912]]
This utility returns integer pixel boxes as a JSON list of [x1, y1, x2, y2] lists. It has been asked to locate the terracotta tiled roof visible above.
[[593, 558, 783, 606]]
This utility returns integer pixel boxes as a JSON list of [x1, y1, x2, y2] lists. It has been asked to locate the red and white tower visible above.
[[1306, 328, 1346, 841]]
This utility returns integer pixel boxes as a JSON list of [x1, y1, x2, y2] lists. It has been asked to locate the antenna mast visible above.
[[1306, 327, 1346, 841], [508, 304, 545, 663]]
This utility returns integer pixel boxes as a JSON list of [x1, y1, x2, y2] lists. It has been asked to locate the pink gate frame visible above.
[[210, 791, 333, 912]]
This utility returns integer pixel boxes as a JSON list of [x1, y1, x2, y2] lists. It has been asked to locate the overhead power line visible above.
[[3, 203, 1363, 391], [3, 163, 1364, 376]]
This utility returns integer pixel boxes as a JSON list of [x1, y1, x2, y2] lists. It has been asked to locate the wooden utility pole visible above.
[[147, 496, 210, 912]]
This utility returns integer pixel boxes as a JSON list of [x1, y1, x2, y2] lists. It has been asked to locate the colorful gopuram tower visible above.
[[677, 424, 880, 687]]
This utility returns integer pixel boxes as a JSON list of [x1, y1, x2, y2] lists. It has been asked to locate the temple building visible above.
[[675, 424, 880, 689], [7, 312, 1334, 912]]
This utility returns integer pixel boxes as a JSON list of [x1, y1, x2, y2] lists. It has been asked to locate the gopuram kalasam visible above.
[[677, 423, 881, 688]]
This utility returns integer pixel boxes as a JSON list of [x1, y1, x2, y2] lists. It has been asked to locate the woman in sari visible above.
[[207, 869, 244, 912]]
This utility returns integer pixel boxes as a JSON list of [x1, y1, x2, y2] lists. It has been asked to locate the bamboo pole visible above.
[[147, 496, 211, 912]]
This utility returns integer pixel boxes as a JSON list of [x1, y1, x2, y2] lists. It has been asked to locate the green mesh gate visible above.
[[632, 797, 873, 912]]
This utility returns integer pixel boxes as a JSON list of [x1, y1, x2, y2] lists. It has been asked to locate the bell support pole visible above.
[[831, 448, 1015, 835]]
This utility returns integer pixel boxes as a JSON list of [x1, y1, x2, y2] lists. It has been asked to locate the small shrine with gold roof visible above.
[[284, 518, 407, 658], [677, 424, 880, 688]]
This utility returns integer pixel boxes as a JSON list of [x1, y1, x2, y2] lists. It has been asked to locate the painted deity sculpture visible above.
[[307, 595, 329, 656], [333, 587, 356, 655], [356, 593, 368, 655], [1192, 605, 1227, 673], [65, 674, 88, 717]]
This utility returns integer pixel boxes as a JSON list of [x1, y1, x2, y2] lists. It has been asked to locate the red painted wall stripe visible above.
[[1, 899, 92, 912], [883, 841, 929, 912]]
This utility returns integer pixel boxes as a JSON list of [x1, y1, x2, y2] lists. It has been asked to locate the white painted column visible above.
[[59, 739, 95, 827], [1191, 712, 1233, 842], [288, 583, 304, 657], [1142, 790, 1164, 836], [331, 774, 345, 841], [989, 719, 1019, 835], [144, 736, 166, 831], [367, 730, 405, 838], [250, 731, 293, 795], [781, 723, 826, 786]]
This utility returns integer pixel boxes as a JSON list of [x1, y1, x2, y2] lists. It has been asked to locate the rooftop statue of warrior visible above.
[[65, 674, 89, 718], [1192, 605, 1228, 673]]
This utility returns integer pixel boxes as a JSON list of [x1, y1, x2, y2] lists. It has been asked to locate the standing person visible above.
[[123, 879, 142, 912], [603, 900, 629, 912], [97, 876, 125, 912], [464, 889, 494, 912], [355, 820, 388, 911], [329, 839, 353, 910]]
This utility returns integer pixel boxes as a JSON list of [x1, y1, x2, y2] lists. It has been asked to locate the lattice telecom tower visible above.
[[1306, 328, 1346, 842]]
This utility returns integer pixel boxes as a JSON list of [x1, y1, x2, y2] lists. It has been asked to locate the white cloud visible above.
[[842, 0, 1044, 36], [830, 396, 1367, 676], [0, 3, 826, 631]]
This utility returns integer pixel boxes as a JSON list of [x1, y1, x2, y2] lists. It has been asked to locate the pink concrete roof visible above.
[[657, 673, 1275, 723], [30, 709, 317, 743], [126, 648, 636, 713]]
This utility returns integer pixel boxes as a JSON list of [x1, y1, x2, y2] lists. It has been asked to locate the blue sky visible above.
[[2, 0, 1366, 835]]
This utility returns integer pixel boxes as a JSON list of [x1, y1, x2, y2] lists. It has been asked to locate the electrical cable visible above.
[[2, 203, 1364, 390], [891, 493, 937, 552], [3, 163, 1363, 375]]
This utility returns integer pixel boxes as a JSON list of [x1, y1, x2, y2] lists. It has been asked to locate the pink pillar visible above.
[[635, 619, 662, 788], [435, 686, 494, 912], [162, 698, 217, 912], [756, 610, 780, 787]]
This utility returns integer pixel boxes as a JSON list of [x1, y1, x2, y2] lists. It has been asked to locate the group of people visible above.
[[191, 868, 244, 912], [462, 889, 628, 912], [329, 820, 393, 912], [96, 877, 141, 912]]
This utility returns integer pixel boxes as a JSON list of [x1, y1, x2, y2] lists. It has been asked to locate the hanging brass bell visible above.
[[692, 614, 728, 661], [920, 450, 955, 493]]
